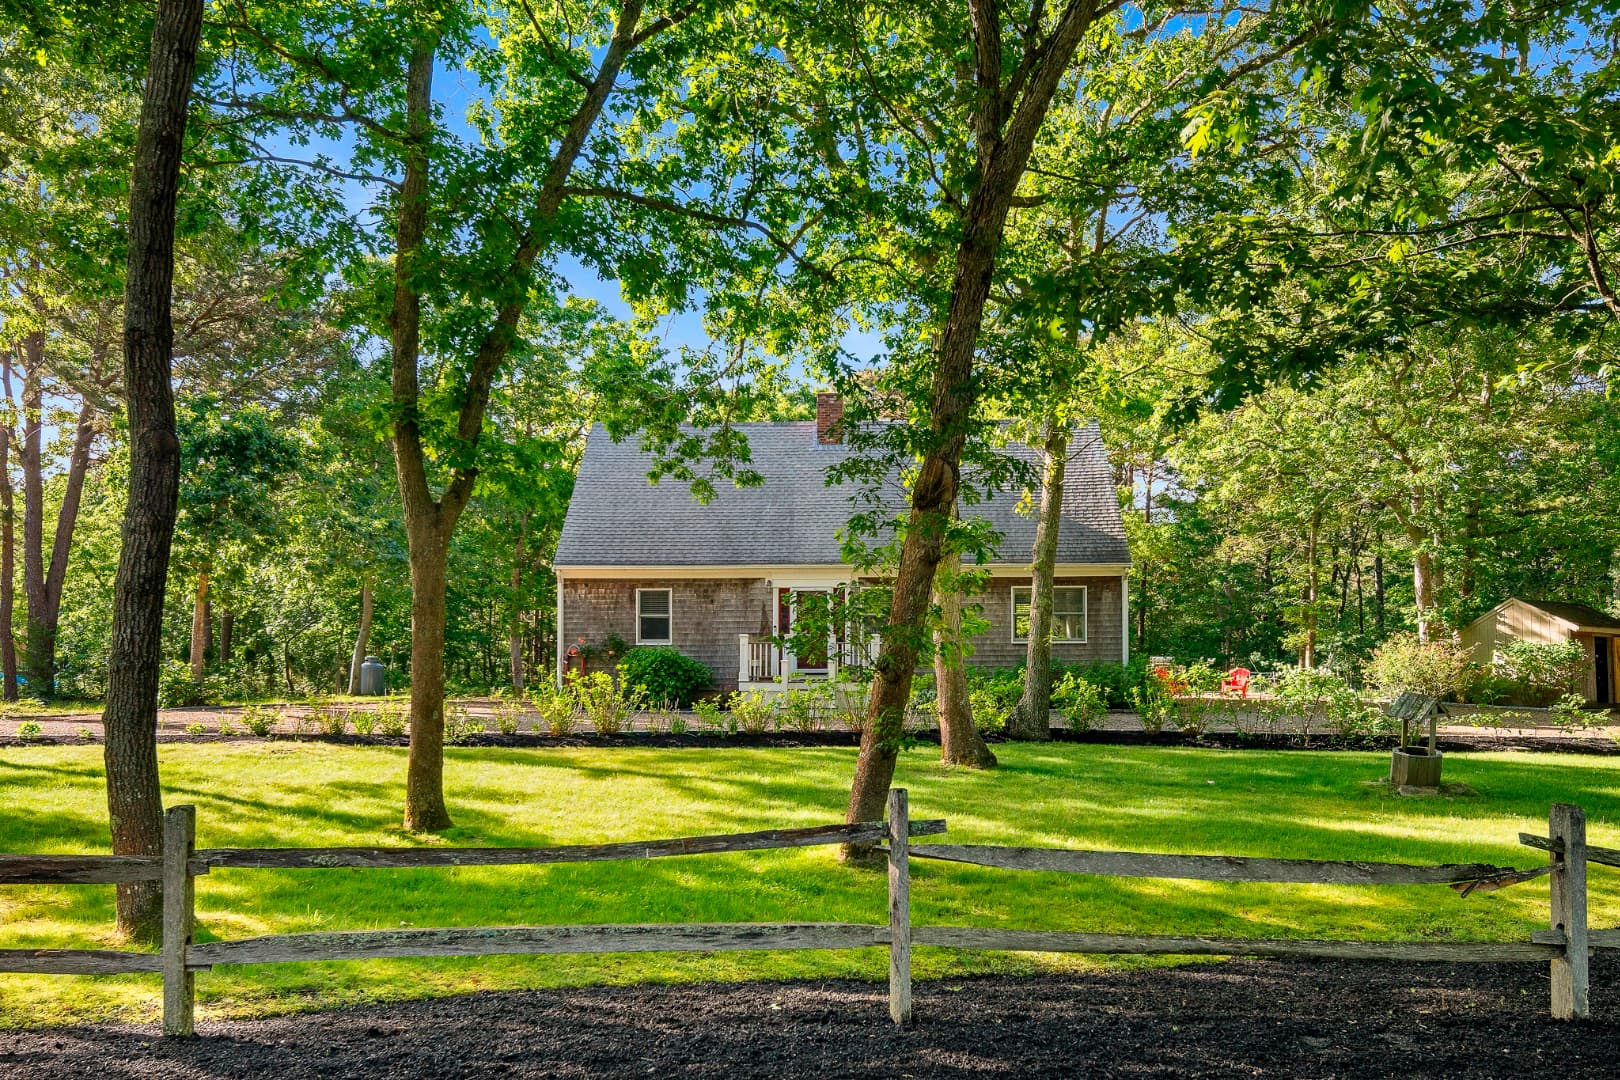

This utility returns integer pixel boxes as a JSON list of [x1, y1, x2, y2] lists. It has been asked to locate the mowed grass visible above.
[[2, 741, 1617, 1027]]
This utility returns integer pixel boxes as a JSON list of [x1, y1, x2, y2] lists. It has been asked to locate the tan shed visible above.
[[1459, 599, 1620, 705]]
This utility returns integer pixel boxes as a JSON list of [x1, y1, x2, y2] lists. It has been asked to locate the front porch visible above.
[[737, 632, 878, 693]]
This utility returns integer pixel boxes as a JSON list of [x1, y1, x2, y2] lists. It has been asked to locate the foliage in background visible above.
[[1496, 640, 1591, 707]]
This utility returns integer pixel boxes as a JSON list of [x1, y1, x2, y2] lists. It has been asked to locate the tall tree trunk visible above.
[[935, 544, 996, 769], [1301, 509, 1320, 667], [388, 6, 654, 830], [844, 0, 1102, 857], [392, 38, 454, 831], [0, 370, 15, 703], [403, 521, 451, 828], [101, 0, 203, 943], [18, 363, 98, 699], [19, 346, 45, 694], [509, 513, 527, 693], [219, 609, 233, 667], [1010, 423, 1067, 739], [348, 581, 374, 694], [1374, 550, 1386, 634], [188, 569, 210, 680], [1413, 542, 1439, 643]]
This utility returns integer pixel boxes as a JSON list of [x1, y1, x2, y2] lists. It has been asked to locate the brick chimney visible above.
[[815, 391, 844, 444]]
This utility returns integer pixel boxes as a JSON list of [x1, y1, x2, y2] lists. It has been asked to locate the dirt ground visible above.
[[2, 956, 1616, 1078]]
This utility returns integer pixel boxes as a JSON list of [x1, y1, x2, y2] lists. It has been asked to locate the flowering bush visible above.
[[1366, 633, 1474, 699], [1496, 639, 1588, 706]]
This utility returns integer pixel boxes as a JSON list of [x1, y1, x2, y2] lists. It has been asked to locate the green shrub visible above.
[[492, 697, 525, 735], [1273, 668, 1386, 740], [157, 660, 223, 708], [1366, 633, 1474, 699], [618, 647, 712, 707], [1051, 671, 1107, 732], [1497, 639, 1588, 706], [1177, 660, 1223, 694], [350, 711, 377, 736], [239, 705, 276, 736], [777, 688, 820, 732], [1551, 692, 1591, 733], [530, 685, 575, 736], [16, 720, 42, 739], [444, 703, 484, 745], [1129, 683, 1174, 734], [76, 725, 95, 741], [567, 672, 637, 735], [1058, 659, 1149, 708], [693, 698, 731, 735], [729, 690, 774, 734], [184, 721, 208, 736], [1464, 670, 1516, 706], [316, 708, 347, 736], [375, 701, 407, 738], [965, 668, 1022, 735]]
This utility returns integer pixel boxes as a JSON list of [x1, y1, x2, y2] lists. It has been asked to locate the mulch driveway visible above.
[[4, 956, 1617, 1078]]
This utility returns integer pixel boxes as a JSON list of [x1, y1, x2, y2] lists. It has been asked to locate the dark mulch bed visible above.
[[4, 957, 1617, 1078]]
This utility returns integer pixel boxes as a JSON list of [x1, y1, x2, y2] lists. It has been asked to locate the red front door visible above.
[[778, 588, 830, 672]]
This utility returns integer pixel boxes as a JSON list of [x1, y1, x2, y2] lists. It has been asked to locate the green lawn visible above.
[[2, 741, 1617, 1027]]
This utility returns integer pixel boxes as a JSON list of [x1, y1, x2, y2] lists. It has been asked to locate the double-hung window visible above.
[[1011, 585, 1087, 643], [636, 588, 673, 645]]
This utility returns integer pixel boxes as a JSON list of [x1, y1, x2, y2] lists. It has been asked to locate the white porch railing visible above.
[[739, 634, 780, 683], [738, 632, 880, 684]]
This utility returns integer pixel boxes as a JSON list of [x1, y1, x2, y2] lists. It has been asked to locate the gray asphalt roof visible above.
[[555, 421, 1130, 569]]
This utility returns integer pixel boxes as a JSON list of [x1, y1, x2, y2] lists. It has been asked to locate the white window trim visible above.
[[635, 587, 674, 645], [1010, 585, 1088, 644]]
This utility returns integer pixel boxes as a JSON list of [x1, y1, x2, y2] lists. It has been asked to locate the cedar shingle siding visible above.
[[564, 578, 773, 689], [565, 574, 1125, 691], [966, 575, 1124, 668]]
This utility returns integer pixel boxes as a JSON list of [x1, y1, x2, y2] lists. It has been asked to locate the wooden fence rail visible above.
[[0, 803, 942, 1035], [0, 797, 1605, 1033]]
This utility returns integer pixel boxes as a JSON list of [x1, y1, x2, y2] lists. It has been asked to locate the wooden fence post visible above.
[[887, 787, 911, 1025], [1549, 802, 1588, 1020], [162, 804, 196, 1037]]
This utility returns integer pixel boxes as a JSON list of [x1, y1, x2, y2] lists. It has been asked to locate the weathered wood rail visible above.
[[1, 798, 1607, 1034], [1, 798, 939, 1035], [897, 802, 1605, 1022]]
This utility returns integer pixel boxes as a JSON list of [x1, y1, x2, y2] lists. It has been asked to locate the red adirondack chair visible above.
[[1221, 667, 1252, 698]]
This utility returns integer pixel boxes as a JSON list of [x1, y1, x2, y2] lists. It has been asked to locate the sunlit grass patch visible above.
[[0, 741, 1613, 1027]]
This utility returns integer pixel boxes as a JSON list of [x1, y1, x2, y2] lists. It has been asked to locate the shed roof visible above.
[[1515, 600, 1620, 632], [555, 421, 1130, 570]]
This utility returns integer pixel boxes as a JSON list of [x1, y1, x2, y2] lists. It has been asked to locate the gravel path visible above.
[[7, 699, 1620, 752], [4, 957, 1617, 1078]]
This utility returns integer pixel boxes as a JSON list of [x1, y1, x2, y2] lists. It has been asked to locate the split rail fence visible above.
[[0, 794, 1611, 1035]]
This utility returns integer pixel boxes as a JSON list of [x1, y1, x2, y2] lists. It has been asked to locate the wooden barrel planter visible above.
[[1390, 745, 1443, 788]]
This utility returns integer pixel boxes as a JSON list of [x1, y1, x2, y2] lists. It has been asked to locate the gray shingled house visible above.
[[553, 395, 1132, 692]]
